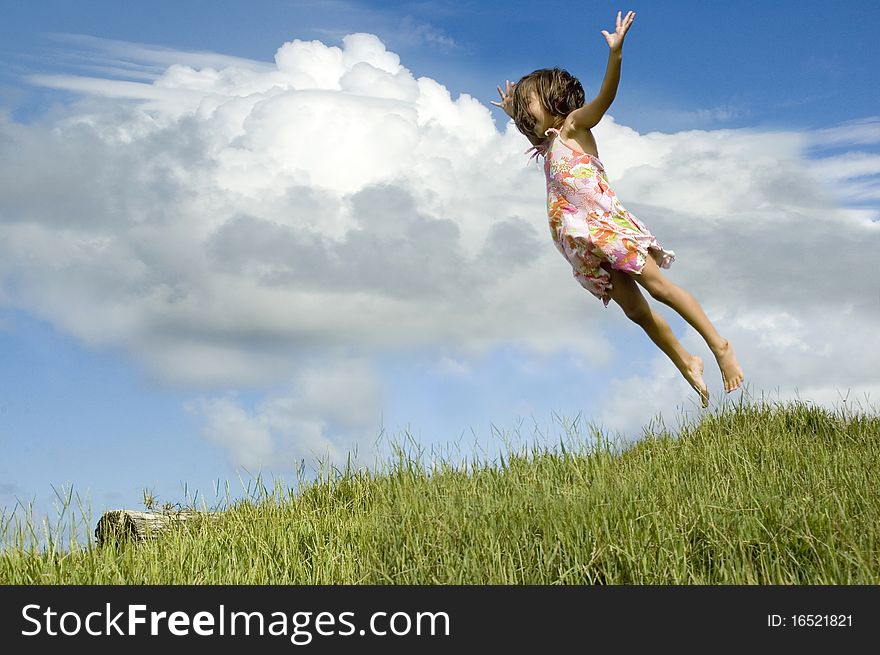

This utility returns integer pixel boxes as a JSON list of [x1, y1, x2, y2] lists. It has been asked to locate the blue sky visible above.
[[3, 0, 877, 132], [1, 0, 878, 541]]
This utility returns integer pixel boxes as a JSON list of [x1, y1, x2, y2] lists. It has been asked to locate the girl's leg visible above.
[[605, 265, 710, 407], [630, 253, 744, 393]]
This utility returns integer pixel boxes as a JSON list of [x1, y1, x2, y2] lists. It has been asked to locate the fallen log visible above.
[[95, 509, 219, 547]]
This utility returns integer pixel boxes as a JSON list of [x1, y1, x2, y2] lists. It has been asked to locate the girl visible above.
[[492, 10, 743, 408]]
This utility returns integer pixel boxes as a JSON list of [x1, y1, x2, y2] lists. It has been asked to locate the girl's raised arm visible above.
[[567, 10, 635, 131]]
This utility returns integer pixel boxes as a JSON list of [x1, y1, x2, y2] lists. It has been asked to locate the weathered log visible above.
[[95, 509, 219, 547]]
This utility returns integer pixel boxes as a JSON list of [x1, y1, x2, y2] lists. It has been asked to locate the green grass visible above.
[[2, 398, 878, 584]]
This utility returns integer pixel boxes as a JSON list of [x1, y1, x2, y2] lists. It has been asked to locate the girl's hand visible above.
[[491, 79, 515, 117], [601, 10, 635, 51]]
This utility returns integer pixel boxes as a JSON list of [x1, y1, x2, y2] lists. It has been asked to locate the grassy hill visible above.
[[2, 398, 878, 584]]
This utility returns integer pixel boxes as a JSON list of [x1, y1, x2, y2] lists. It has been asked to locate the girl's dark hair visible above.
[[511, 67, 585, 138]]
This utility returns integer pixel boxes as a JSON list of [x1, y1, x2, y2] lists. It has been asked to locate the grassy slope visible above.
[[2, 399, 878, 584]]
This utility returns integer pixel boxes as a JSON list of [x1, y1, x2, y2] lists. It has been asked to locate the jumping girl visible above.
[[492, 10, 743, 407]]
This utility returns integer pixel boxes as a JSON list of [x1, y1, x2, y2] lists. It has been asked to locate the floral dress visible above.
[[528, 127, 675, 307]]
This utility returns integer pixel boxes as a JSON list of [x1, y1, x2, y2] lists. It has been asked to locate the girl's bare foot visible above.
[[712, 340, 744, 393], [681, 355, 709, 408]]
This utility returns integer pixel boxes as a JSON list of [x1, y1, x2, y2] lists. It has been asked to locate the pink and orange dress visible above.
[[529, 127, 675, 307]]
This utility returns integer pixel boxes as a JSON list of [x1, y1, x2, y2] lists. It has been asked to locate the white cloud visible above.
[[808, 152, 880, 182], [301, 1, 461, 52], [637, 103, 750, 131], [595, 353, 697, 437], [732, 311, 811, 352], [432, 356, 471, 377], [185, 358, 384, 470], [397, 16, 460, 50], [0, 32, 595, 386], [596, 305, 880, 438], [2, 33, 878, 466], [809, 117, 880, 148], [46, 32, 275, 76]]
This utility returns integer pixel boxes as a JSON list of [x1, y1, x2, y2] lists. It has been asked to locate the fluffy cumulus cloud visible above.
[[2, 34, 580, 382], [590, 119, 880, 434], [1, 34, 878, 466], [184, 357, 384, 471]]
